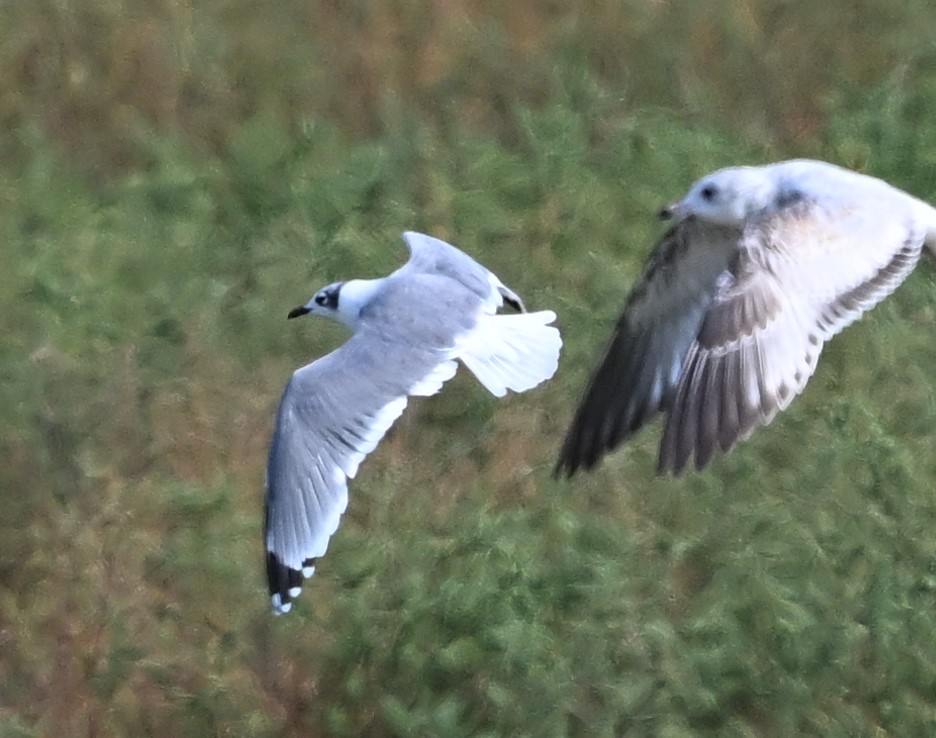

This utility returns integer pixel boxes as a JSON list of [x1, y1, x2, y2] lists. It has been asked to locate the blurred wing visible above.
[[555, 219, 741, 476], [265, 327, 458, 614], [659, 199, 925, 474]]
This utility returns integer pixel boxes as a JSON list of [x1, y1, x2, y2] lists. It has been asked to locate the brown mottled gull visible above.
[[556, 160, 936, 477]]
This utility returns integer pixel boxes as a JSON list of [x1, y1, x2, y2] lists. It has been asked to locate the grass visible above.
[[4, 2, 936, 736]]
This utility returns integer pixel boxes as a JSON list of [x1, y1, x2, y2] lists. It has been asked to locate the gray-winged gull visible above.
[[266, 231, 562, 613], [556, 159, 936, 477]]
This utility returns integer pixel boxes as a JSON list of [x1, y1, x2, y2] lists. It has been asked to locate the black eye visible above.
[[314, 293, 326, 305], [700, 185, 717, 201]]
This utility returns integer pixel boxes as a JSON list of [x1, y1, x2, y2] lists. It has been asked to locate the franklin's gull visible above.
[[267, 232, 562, 613]]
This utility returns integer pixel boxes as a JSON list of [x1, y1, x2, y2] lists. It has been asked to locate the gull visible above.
[[556, 159, 936, 477], [266, 231, 562, 613]]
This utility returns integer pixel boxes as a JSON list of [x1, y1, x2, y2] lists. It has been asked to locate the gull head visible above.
[[288, 278, 382, 329], [659, 166, 774, 227], [288, 281, 344, 320]]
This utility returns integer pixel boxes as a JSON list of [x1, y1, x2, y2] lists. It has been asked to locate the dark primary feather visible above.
[[266, 550, 313, 611]]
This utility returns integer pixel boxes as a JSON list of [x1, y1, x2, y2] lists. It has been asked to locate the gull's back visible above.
[[765, 160, 936, 239], [361, 270, 484, 346]]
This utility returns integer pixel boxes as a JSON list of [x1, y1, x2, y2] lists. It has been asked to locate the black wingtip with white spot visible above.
[[267, 552, 316, 615]]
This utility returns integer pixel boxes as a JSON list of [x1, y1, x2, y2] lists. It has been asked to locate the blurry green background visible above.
[[4, 1, 936, 736]]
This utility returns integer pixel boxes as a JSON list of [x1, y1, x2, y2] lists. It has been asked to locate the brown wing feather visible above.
[[658, 203, 924, 475], [555, 219, 741, 476]]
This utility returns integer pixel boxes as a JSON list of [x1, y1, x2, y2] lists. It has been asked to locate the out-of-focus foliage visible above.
[[3, 2, 936, 736], [2, 0, 936, 172]]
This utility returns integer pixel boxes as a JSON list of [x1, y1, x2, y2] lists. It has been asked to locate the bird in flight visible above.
[[266, 232, 562, 613], [556, 159, 936, 477]]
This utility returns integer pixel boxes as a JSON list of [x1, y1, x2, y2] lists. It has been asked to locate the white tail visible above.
[[457, 310, 561, 397]]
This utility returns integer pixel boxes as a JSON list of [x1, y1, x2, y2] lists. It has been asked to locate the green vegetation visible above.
[[3, 1, 936, 735]]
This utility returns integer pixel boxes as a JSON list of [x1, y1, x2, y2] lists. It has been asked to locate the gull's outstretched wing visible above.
[[659, 197, 925, 474], [268, 247, 560, 613], [265, 324, 459, 614], [555, 219, 740, 476], [402, 231, 526, 312]]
